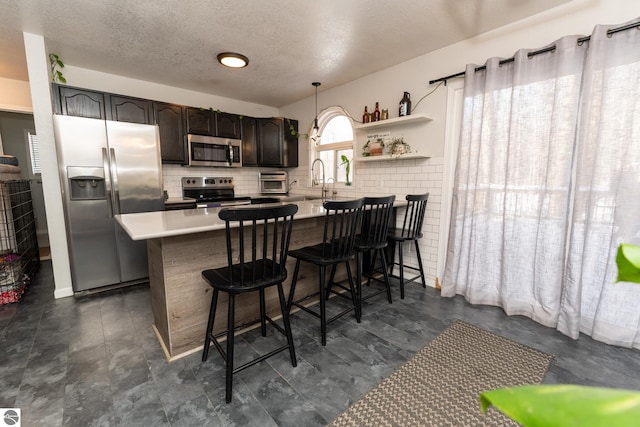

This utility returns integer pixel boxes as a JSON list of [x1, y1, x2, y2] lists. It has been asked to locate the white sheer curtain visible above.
[[558, 22, 640, 347], [443, 18, 640, 349]]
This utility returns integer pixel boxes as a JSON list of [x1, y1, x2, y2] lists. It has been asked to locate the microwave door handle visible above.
[[228, 144, 233, 166], [102, 148, 114, 217]]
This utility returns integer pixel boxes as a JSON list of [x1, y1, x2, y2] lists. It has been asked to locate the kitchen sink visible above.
[[279, 195, 323, 202]]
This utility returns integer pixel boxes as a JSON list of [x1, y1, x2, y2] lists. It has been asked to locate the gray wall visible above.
[[0, 111, 49, 247]]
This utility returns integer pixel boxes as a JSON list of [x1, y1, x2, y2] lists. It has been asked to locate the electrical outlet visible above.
[[376, 178, 384, 189]]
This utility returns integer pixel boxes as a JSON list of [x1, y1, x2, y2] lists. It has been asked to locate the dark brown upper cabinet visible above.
[[185, 107, 214, 136], [108, 95, 153, 124], [256, 118, 298, 168], [153, 102, 186, 164], [215, 112, 242, 139], [55, 86, 106, 120], [241, 117, 258, 167]]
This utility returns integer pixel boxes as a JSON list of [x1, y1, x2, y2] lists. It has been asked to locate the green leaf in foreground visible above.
[[480, 385, 640, 427], [616, 243, 640, 283]]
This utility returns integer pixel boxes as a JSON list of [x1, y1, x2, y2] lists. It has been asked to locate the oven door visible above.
[[188, 134, 242, 167]]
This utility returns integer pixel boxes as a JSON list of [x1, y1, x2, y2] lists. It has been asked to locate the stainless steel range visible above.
[[182, 177, 251, 208]]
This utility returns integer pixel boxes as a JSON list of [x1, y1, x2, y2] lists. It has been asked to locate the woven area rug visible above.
[[329, 320, 554, 427]]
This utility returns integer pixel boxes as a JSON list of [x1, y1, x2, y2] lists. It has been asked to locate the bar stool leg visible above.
[[414, 240, 427, 288], [259, 289, 267, 336], [378, 248, 393, 303], [398, 242, 405, 300], [319, 265, 327, 346], [389, 241, 397, 278], [202, 289, 219, 362], [356, 250, 363, 320], [345, 261, 360, 323], [277, 283, 297, 366], [225, 294, 236, 403], [325, 264, 338, 300], [286, 259, 302, 314]]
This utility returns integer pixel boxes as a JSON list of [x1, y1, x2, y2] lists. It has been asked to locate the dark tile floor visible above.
[[1, 261, 639, 426]]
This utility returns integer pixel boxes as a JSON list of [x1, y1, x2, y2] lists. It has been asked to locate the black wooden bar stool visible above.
[[201, 204, 298, 403], [287, 198, 363, 346], [387, 193, 429, 299], [353, 195, 396, 316]]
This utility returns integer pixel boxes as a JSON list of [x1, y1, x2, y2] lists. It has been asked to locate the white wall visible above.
[[279, 0, 640, 287], [0, 77, 32, 112], [23, 33, 74, 298]]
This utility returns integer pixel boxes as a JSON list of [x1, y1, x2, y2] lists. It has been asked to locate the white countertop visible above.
[[117, 198, 408, 241], [116, 200, 330, 240]]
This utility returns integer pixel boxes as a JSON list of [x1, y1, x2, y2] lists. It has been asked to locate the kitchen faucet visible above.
[[311, 158, 328, 200], [326, 177, 337, 199]]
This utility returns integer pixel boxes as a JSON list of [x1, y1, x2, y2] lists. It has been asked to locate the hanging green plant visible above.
[[49, 53, 66, 83], [287, 118, 308, 140]]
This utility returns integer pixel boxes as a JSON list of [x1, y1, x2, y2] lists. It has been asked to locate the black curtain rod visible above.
[[428, 21, 640, 85]]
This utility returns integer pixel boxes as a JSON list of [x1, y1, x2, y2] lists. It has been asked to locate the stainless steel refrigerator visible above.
[[53, 115, 164, 292]]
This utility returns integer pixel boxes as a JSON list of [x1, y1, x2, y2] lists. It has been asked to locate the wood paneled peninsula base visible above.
[[116, 200, 361, 361]]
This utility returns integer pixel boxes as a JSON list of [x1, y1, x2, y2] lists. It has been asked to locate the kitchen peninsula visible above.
[[116, 199, 391, 361]]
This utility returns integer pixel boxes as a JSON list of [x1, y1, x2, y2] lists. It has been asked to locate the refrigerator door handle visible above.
[[110, 147, 121, 215], [102, 147, 114, 217]]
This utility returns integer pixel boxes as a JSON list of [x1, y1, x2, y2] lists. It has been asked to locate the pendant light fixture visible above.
[[311, 82, 321, 145]]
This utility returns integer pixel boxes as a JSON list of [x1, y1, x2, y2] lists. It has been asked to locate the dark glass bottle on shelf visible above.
[[373, 102, 381, 121], [399, 92, 411, 116], [362, 106, 370, 123]]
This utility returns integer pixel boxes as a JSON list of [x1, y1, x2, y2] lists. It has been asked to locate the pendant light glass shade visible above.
[[311, 82, 321, 144]]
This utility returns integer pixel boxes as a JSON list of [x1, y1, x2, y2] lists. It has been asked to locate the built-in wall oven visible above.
[[188, 134, 242, 167]]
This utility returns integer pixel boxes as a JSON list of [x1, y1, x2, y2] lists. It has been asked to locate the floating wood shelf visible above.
[[354, 113, 432, 130], [355, 153, 430, 162]]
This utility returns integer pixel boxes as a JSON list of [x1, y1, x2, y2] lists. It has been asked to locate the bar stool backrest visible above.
[[398, 193, 429, 240], [320, 199, 364, 262], [219, 204, 298, 287], [359, 195, 396, 249]]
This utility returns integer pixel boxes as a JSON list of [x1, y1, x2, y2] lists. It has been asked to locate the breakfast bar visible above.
[[116, 199, 369, 361]]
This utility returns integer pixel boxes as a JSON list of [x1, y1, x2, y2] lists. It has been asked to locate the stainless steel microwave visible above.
[[259, 171, 288, 194], [187, 134, 242, 167]]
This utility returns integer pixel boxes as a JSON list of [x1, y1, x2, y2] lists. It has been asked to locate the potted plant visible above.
[[340, 155, 353, 186], [389, 137, 411, 157], [363, 138, 385, 156]]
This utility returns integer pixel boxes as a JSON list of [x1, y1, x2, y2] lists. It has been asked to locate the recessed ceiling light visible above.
[[217, 52, 249, 68]]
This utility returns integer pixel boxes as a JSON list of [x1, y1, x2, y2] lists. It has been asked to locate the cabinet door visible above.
[[58, 86, 106, 119], [109, 95, 152, 124], [257, 118, 284, 167], [185, 107, 214, 136], [241, 117, 258, 166], [153, 102, 186, 164], [215, 112, 241, 139]]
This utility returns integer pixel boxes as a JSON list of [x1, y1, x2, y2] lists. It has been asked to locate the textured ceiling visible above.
[[0, 0, 571, 107]]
